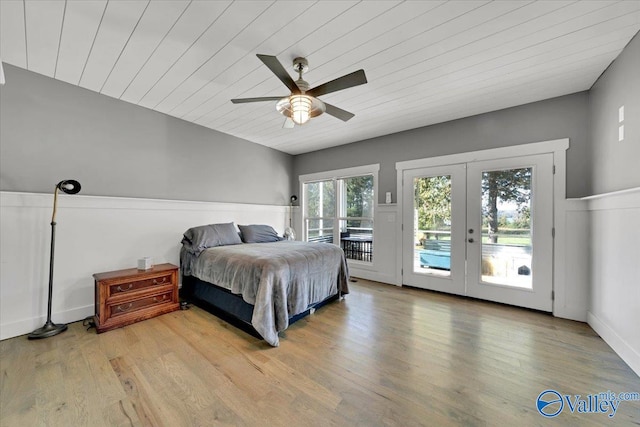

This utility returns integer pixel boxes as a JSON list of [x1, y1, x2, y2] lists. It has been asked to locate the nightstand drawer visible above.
[[107, 272, 174, 297], [107, 290, 174, 318], [93, 263, 179, 333]]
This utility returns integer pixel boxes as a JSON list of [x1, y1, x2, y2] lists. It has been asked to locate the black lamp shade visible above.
[[57, 180, 81, 194]]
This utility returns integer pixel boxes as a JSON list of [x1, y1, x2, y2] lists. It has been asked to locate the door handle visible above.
[[468, 238, 474, 243], [468, 228, 474, 234]]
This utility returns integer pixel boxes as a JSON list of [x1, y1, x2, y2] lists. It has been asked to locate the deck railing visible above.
[[307, 227, 373, 262]]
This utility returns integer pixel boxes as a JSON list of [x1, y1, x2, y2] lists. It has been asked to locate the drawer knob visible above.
[[152, 277, 167, 285], [153, 295, 168, 303], [116, 284, 133, 292], [115, 303, 133, 313]]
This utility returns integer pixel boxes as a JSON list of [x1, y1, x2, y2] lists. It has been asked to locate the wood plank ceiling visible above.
[[1, 1, 639, 155]]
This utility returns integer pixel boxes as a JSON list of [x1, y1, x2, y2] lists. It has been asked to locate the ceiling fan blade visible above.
[[231, 96, 285, 104], [257, 54, 299, 93], [324, 103, 355, 122], [306, 69, 367, 98]]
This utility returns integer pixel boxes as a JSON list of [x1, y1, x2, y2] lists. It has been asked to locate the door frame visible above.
[[395, 139, 569, 312]]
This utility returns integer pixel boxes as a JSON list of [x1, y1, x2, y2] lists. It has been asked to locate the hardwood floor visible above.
[[1, 279, 639, 426]]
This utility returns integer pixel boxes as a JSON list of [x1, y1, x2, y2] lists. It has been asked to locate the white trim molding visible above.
[[588, 312, 640, 377], [396, 139, 569, 170], [299, 164, 380, 183], [582, 186, 640, 210]]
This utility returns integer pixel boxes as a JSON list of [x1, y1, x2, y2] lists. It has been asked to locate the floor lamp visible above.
[[28, 179, 81, 339], [284, 195, 297, 240]]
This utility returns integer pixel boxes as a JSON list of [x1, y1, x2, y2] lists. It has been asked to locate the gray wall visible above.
[[0, 65, 293, 205], [293, 92, 590, 203], [589, 32, 640, 195]]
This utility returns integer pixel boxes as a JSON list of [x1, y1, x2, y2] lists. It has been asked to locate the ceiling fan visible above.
[[231, 54, 367, 127]]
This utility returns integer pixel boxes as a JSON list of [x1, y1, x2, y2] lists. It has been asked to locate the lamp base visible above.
[[284, 227, 296, 241], [28, 321, 67, 339]]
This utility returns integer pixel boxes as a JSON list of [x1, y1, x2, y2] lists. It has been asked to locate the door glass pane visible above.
[[481, 168, 532, 288], [413, 175, 452, 276]]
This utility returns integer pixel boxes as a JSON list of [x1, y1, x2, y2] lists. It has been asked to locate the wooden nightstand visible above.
[[93, 263, 179, 333]]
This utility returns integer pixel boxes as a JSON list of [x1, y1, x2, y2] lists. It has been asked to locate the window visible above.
[[301, 165, 378, 264]]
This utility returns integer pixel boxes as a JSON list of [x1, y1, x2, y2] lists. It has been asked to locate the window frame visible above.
[[300, 164, 379, 265]]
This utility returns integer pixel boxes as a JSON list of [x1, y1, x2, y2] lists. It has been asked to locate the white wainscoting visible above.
[[0, 192, 288, 340], [553, 199, 590, 322], [584, 187, 640, 376], [347, 204, 400, 286]]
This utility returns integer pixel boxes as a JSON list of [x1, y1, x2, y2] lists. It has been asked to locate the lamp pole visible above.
[[28, 180, 81, 339], [284, 195, 297, 240]]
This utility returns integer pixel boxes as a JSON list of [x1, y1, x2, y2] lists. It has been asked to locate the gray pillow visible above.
[[182, 222, 242, 255], [238, 224, 282, 243]]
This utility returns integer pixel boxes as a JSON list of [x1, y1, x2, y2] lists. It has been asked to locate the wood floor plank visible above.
[[1, 279, 639, 426], [101, 398, 142, 427], [34, 348, 72, 426], [0, 335, 37, 426]]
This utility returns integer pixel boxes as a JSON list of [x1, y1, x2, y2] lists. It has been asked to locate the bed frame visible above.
[[180, 274, 340, 339]]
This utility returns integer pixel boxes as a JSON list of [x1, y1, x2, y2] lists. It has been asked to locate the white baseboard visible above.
[[349, 268, 400, 287], [0, 304, 94, 341], [554, 306, 587, 322], [588, 311, 640, 377]]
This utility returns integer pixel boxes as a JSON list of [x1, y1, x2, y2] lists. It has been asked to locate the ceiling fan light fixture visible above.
[[276, 95, 326, 126], [290, 94, 313, 125]]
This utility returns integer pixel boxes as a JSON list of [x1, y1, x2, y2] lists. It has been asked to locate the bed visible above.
[[179, 223, 349, 346]]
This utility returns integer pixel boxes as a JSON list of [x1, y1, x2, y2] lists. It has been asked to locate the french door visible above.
[[402, 164, 467, 295], [402, 154, 553, 311]]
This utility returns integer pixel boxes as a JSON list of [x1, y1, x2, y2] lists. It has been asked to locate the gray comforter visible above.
[[183, 241, 349, 346]]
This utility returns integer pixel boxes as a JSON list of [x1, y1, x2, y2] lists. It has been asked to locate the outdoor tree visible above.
[[304, 180, 335, 238], [414, 170, 531, 244], [304, 176, 373, 235], [482, 168, 531, 243], [345, 176, 373, 228], [414, 176, 451, 231], [511, 206, 531, 229]]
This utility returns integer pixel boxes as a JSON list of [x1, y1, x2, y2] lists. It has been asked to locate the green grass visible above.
[[482, 235, 531, 245], [416, 234, 531, 246]]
